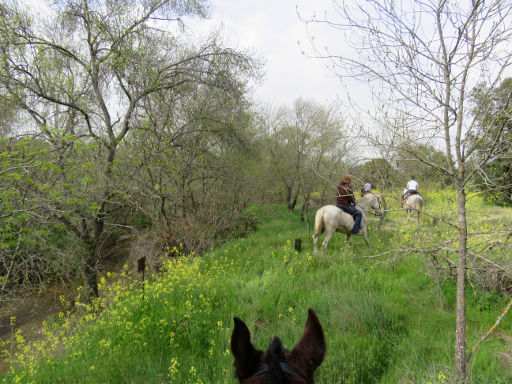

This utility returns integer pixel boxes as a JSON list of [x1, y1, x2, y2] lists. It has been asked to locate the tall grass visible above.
[[1, 196, 512, 383]]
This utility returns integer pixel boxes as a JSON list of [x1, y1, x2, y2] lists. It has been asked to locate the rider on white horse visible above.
[[335, 175, 362, 234], [402, 176, 420, 203], [361, 181, 372, 197]]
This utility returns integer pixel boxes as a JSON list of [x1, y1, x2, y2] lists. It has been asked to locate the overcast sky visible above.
[[186, 0, 345, 107]]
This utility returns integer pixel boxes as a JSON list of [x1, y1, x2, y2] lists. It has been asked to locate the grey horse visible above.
[[404, 194, 423, 226], [312, 192, 382, 255]]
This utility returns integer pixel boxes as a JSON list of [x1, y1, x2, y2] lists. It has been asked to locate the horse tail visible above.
[[314, 207, 325, 234]]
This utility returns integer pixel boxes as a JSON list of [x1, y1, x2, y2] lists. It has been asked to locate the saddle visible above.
[[403, 190, 418, 203]]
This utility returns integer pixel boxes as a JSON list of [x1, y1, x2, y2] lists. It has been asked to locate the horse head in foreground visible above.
[[312, 192, 382, 255], [231, 308, 326, 383], [404, 194, 423, 226]]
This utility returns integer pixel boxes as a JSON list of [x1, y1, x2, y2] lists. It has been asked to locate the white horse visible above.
[[312, 192, 382, 256], [404, 194, 423, 226]]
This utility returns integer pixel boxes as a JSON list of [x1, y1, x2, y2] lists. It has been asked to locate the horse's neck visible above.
[[356, 195, 374, 212]]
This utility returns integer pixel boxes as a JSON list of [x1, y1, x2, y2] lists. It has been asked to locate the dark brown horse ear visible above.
[[231, 317, 262, 379], [290, 308, 326, 369]]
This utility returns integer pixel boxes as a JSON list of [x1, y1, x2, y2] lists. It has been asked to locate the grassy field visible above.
[[1, 189, 512, 383]]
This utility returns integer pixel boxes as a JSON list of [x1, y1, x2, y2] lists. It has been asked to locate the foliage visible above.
[[0, 137, 82, 299], [358, 158, 400, 190], [257, 99, 349, 210], [470, 78, 512, 206], [394, 144, 453, 188], [219, 210, 259, 240], [0, 0, 259, 299]]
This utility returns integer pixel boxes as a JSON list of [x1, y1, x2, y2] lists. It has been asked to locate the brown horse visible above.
[[231, 308, 326, 383]]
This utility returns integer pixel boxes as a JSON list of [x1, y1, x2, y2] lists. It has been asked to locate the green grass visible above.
[[1, 194, 512, 383]]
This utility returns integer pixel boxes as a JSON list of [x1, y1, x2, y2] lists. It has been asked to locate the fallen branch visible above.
[[466, 297, 512, 364]]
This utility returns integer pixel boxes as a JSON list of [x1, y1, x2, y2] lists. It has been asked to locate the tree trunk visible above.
[[378, 194, 387, 228], [285, 185, 293, 209], [83, 211, 105, 300], [289, 189, 299, 211], [84, 239, 99, 299], [300, 193, 311, 231], [160, 195, 170, 227], [455, 187, 468, 383], [305, 199, 311, 234]]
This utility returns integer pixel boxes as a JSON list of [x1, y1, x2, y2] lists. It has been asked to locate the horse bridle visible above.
[[246, 361, 307, 382], [365, 193, 382, 216]]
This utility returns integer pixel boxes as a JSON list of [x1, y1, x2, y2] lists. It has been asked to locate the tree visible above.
[[259, 103, 300, 209], [395, 144, 453, 188], [295, 101, 348, 227], [259, 99, 348, 211], [0, 136, 82, 301], [358, 158, 399, 190], [305, 1, 512, 381], [471, 78, 512, 206], [0, 0, 256, 299], [120, 77, 258, 254]]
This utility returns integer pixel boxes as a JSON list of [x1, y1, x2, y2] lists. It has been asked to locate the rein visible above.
[[247, 361, 307, 382], [355, 194, 384, 219]]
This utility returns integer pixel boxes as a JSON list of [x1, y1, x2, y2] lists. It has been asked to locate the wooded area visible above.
[[1, 1, 512, 383]]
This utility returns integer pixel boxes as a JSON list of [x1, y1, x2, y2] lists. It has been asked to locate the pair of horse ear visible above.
[[231, 308, 326, 381]]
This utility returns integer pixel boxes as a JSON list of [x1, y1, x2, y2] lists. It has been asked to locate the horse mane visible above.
[[356, 195, 371, 212], [357, 192, 381, 213], [266, 337, 287, 383]]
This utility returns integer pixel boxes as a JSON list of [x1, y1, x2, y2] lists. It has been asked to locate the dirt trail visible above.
[[0, 282, 77, 374], [0, 282, 76, 340]]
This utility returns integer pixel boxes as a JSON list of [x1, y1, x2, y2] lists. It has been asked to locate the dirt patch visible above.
[[0, 283, 76, 339], [1, 236, 134, 341], [0, 234, 136, 375], [0, 281, 78, 374]]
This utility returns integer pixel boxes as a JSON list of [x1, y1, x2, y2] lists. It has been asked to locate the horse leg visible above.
[[406, 208, 410, 221], [416, 210, 420, 227], [312, 231, 321, 255], [344, 233, 352, 250], [322, 230, 334, 256], [363, 228, 370, 247]]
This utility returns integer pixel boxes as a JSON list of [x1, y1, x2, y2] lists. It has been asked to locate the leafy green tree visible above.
[[297, 103, 348, 225], [0, 0, 256, 299], [359, 158, 399, 190], [0, 135, 86, 301], [259, 99, 347, 211], [470, 78, 512, 206], [119, 79, 258, 254], [395, 144, 452, 188]]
